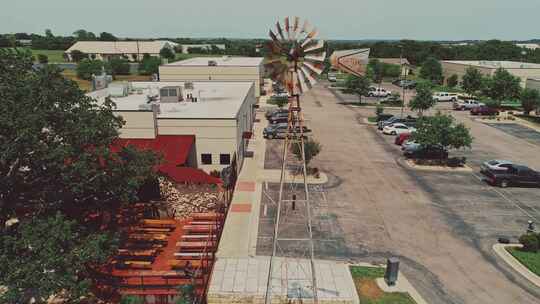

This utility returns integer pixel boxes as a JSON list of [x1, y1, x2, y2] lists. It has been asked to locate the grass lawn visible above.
[[507, 248, 540, 276], [30, 49, 67, 63], [349, 266, 416, 304], [515, 114, 540, 126]]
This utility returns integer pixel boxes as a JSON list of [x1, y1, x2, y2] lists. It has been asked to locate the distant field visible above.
[[30, 49, 67, 63]]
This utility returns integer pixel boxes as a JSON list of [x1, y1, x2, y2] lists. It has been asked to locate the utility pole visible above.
[[400, 45, 405, 118]]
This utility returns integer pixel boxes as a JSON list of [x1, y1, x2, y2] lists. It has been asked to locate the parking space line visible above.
[[470, 172, 540, 221]]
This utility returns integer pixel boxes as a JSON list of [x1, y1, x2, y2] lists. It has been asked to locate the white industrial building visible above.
[[159, 57, 264, 97], [179, 44, 226, 54], [442, 60, 540, 87], [88, 81, 256, 173], [65, 40, 177, 62], [527, 78, 540, 91]]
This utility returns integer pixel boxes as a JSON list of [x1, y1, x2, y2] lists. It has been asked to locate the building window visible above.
[[168, 88, 177, 96], [201, 153, 212, 165], [160, 88, 169, 97], [220, 154, 231, 165]]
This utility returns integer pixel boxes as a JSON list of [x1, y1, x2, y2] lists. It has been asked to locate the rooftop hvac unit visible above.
[[159, 86, 183, 103], [108, 83, 129, 97], [208, 60, 217, 66], [184, 82, 194, 90]]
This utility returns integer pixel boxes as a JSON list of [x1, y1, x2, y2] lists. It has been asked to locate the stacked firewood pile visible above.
[[159, 177, 222, 219]]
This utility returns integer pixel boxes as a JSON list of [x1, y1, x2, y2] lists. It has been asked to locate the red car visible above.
[[470, 106, 499, 116], [395, 133, 411, 145]]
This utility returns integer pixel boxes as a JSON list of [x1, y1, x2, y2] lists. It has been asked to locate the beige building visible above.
[[526, 78, 540, 92], [159, 57, 264, 97], [65, 40, 177, 62], [442, 60, 540, 88], [88, 81, 256, 173]]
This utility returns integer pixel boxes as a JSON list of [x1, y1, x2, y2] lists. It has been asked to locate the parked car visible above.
[[328, 74, 337, 82], [265, 108, 288, 119], [377, 115, 416, 130], [480, 160, 514, 173], [367, 87, 392, 97], [433, 92, 458, 102], [404, 145, 448, 160], [395, 133, 411, 145], [376, 114, 394, 122], [482, 165, 540, 188], [453, 99, 483, 110], [401, 140, 420, 151], [379, 95, 401, 105], [263, 123, 312, 139], [268, 112, 290, 124], [470, 105, 499, 116], [383, 123, 416, 135]]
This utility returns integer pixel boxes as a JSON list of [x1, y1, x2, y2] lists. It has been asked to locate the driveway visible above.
[[258, 82, 540, 304]]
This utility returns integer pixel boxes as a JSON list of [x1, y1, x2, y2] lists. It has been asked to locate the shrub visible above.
[[120, 296, 145, 304], [269, 96, 288, 108], [447, 74, 459, 88], [375, 104, 384, 117], [70, 50, 88, 62], [76, 59, 109, 80], [37, 54, 48, 64], [109, 58, 130, 76], [519, 233, 539, 252], [139, 57, 161, 75]]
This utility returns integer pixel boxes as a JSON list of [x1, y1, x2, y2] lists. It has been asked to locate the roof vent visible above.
[[208, 60, 217, 66]]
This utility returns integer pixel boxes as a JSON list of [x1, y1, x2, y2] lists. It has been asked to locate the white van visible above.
[[433, 92, 458, 102]]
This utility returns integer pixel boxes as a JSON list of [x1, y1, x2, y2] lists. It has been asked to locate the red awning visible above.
[[160, 165, 221, 184], [113, 135, 194, 166], [112, 135, 221, 185]]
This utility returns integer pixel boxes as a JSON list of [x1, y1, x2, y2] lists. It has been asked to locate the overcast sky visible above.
[[2, 0, 539, 40]]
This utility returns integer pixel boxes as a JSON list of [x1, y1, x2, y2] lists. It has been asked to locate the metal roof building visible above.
[[65, 40, 177, 62], [442, 60, 540, 87], [159, 57, 264, 97]]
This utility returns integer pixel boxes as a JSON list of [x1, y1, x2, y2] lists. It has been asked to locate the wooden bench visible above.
[[168, 260, 203, 269], [183, 225, 218, 234], [131, 227, 173, 234], [181, 234, 217, 241], [192, 213, 224, 221], [177, 241, 217, 250], [128, 233, 168, 242], [141, 219, 177, 228], [174, 252, 213, 259], [117, 249, 158, 257]]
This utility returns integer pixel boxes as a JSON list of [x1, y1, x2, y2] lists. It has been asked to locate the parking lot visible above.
[[258, 82, 540, 304]]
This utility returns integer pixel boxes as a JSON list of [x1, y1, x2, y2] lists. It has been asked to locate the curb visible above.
[[396, 157, 473, 172], [493, 243, 540, 288]]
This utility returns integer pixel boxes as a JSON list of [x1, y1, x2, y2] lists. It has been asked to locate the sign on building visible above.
[[329, 48, 370, 77]]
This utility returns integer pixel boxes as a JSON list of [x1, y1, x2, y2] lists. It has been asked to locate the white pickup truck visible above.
[[453, 99, 484, 110], [433, 92, 459, 102], [367, 87, 392, 97]]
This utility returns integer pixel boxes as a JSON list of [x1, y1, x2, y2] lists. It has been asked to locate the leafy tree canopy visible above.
[[412, 112, 473, 152], [159, 47, 175, 60], [461, 67, 484, 95], [99, 32, 118, 41], [484, 68, 521, 101], [521, 88, 540, 115], [76, 58, 110, 80], [409, 82, 436, 115], [343, 74, 371, 103], [292, 138, 321, 167], [419, 57, 443, 84]]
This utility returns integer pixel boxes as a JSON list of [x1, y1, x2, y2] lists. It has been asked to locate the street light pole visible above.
[[400, 46, 405, 118]]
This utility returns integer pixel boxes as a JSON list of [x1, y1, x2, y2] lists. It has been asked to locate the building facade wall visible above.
[[159, 66, 262, 97], [115, 111, 157, 139], [442, 62, 540, 88], [527, 78, 540, 92], [507, 69, 540, 87]]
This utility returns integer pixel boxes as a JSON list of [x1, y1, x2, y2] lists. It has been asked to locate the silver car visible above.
[[480, 160, 514, 173]]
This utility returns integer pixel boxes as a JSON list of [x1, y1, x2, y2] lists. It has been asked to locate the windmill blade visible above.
[[266, 41, 282, 56], [291, 16, 300, 41], [297, 68, 310, 93], [303, 61, 324, 75], [306, 28, 319, 40], [301, 66, 318, 87], [305, 52, 326, 63], [284, 17, 291, 40], [301, 37, 313, 48], [269, 30, 282, 49], [276, 21, 286, 41], [303, 40, 325, 53]]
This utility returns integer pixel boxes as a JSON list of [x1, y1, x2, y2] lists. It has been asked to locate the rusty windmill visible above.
[[264, 16, 327, 304]]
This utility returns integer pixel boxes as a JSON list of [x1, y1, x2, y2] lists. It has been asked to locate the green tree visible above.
[[375, 104, 384, 117], [160, 47, 175, 61], [409, 82, 436, 115], [37, 53, 48, 64], [0, 213, 117, 303], [139, 57, 162, 75], [73, 29, 96, 41], [519, 233, 539, 252], [411, 112, 472, 160], [419, 56, 443, 84], [447, 74, 458, 88], [484, 68, 521, 101], [520, 88, 540, 115], [343, 74, 371, 104], [368, 59, 384, 84], [461, 67, 483, 96], [0, 50, 158, 301], [76, 58, 109, 80], [109, 57, 131, 76], [292, 138, 321, 167], [99, 32, 118, 41]]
